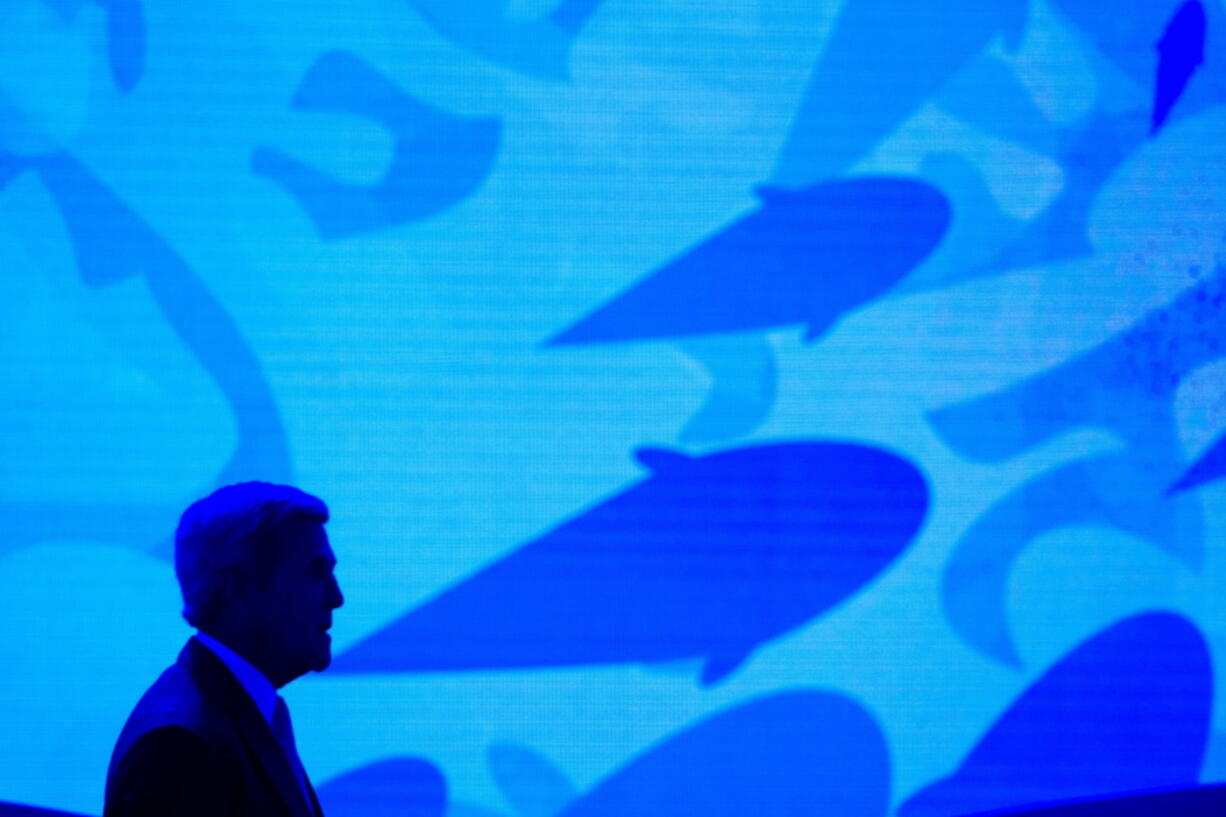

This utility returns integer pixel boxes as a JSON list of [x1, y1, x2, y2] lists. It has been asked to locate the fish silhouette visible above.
[[1153, 2, 1208, 132], [316, 757, 447, 817], [333, 441, 928, 686], [545, 177, 950, 346], [253, 51, 501, 239], [898, 612, 1212, 817], [407, 0, 608, 80], [557, 690, 889, 817], [771, 0, 1028, 186]]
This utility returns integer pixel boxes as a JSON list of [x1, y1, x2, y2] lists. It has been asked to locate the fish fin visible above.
[[700, 646, 755, 686], [634, 447, 691, 473]]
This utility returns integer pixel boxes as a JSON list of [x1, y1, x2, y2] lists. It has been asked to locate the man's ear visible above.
[[215, 564, 252, 608]]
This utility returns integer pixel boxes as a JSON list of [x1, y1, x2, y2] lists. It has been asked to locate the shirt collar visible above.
[[194, 630, 279, 727]]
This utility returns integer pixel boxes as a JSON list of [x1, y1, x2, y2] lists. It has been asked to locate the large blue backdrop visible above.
[[2, 0, 1226, 814]]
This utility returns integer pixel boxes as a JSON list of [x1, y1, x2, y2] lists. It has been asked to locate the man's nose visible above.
[[328, 574, 344, 609]]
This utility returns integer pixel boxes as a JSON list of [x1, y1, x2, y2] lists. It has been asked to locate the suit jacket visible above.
[[104, 637, 324, 817]]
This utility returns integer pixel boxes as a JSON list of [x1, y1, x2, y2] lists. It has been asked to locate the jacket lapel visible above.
[[180, 637, 320, 817]]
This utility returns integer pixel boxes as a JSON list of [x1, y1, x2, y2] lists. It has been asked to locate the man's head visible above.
[[174, 482, 344, 688]]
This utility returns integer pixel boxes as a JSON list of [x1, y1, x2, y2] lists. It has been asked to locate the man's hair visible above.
[[174, 481, 329, 629]]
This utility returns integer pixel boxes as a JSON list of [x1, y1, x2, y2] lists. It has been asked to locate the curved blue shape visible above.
[[19, 153, 291, 553], [557, 690, 889, 817], [928, 263, 1226, 469], [98, 0, 145, 93], [674, 333, 777, 444], [408, 0, 608, 80], [544, 177, 950, 346], [332, 441, 928, 685], [771, 0, 1027, 186], [983, 109, 1148, 278], [898, 612, 1213, 817], [487, 742, 577, 817], [1050, 0, 1201, 89], [942, 452, 1201, 667], [1170, 430, 1226, 493], [252, 51, 501, 239], [317, 757, 447, 817], [1153, 2, 1207, 133]]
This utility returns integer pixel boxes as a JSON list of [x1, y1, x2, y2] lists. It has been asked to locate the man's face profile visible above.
[[241, 517, 344, 686]]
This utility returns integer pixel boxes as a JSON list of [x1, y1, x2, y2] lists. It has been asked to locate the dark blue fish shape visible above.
[[898, 612, 1213, 817], [556, 690, 889, 817], [252, 51, 501, 239], [332, 441, 928, 686], [1153, 1, 1208, 133], [316, 757, 447, 817], [407, 0, 608, 80], [1051, 0, 1204, 93], [6, 152, 291, 556], [39, 0, 145, 92], [544, 178, 950, 346], [770, 0, 1028, 186]]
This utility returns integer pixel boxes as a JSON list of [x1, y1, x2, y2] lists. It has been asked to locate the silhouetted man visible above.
[[105, 482, 344, 816]]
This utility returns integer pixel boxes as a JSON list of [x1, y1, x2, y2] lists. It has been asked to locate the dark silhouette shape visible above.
[[406, 0, 608, 80], [8, 152, 292, 555], [898, 612, 1212, 817], [333, 441, 927, 686], [316, 757, 447, 817], [252, 51, 501, 239], [1153, 2, 1207, 133], [106, 484, 344, 816], [941, 451, 1200, 666], [544, 177, 950, 346], [1051, 0, 1205, 93], [1170, 429, 1226, 493], [487, 742, 577, 817], [0, 803, 89, 817], [770, 0, 1027, 186], [555, 690, 889, 817], [962, 783, 1226, 816]]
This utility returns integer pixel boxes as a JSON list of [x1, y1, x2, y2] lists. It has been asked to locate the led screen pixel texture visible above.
[[2, 0, 1226, 814]]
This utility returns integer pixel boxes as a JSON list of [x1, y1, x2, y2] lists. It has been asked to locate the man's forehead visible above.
[[279, 516, 335, 561]]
